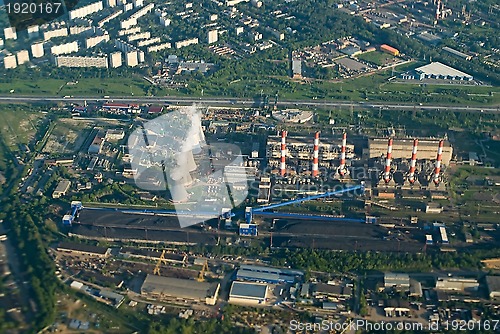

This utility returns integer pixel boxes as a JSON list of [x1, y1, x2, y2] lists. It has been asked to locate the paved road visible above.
[[0, 95, 499, 114]]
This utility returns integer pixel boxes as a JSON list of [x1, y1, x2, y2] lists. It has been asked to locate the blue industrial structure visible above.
[[239, 223, 258, 236], [245, 184, 365, 224], [63, 183, 366, 229], [62, 201, 83, 226]]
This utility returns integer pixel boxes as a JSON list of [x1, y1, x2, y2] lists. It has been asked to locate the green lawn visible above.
[[357, 51, 396, 66], [0, 107, 44, 150]]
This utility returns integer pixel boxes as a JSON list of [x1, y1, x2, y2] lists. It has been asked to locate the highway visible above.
[[0, 95, 499, 114]]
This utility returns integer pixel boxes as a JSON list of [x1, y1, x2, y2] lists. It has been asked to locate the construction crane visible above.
[[245, 183, 365, 224], [197, 260, 209, 282], [153, 250, 167, 275]]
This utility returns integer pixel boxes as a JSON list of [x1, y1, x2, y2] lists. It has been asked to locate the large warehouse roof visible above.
[[415, 62, 472, 79], [230, 281, 268, 300], [141, 274, 214, 300]]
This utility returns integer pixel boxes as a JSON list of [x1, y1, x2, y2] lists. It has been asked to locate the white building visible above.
[[69, 1, 104, 20], [43, 27, 68, 41], [55, 55, 108, 68], [137, 38, 161, 47], [229, 281, 268, 305], [105, 0, 117, 7], [147, 43, 172, 53], [4, 27, 17, 40], [109, 51, 122, 68], [51, 42, 79, 55], [85, 34, 110, 48], [27, 25, 40, 39], [127, 32, 150, 42], [16, 50, 30, 65], [4, 55, 17, 69], [125, 50, 138, 67], [175, 38, 198, 49], [208, 29, 218, 44], [31, 42, 45, 58]]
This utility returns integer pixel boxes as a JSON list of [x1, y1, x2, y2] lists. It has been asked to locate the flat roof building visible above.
[[229, 281, 268, 305], [365, 138, 453, 164], [384, 272, 410, 291], [236, 264, 303, 284], [53, 179, 71, 198], [486, 276, 500, 300], [4, 54, 17, 69], [415, 62, 473, 81], [140, 274, 219, 305], [57, 242, 111, 258]]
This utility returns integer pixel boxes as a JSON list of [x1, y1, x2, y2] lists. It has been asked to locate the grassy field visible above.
[[0, 66, 498, 105], [0, 106, 44, 150], [356, 51, 396, 66]]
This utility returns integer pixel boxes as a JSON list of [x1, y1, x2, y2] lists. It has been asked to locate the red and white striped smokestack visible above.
[[339, 132, 347, 176], [280, 130, 287, 176], [408, 139, 419, 184], [383, 138, 393, 183], [433, 140, 444, 185], [312, 132, 319, 177]]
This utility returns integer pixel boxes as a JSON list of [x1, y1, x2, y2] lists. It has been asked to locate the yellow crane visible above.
[[153, 250, 167, 275], [197, 260, 209, 282]]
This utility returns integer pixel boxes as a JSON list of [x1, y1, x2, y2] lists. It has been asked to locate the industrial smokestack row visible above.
[[383, 138, 393, 183], [280, 130, 287, 176], [408, 139, 418, 184], [433, 140, 444, 185], [312, 132, 319, 177], [339, 132, 347, 176]]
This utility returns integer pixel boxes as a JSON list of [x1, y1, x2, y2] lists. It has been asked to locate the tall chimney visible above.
[[312, 132, 319, 177], [339, 132, 347, 176], [433, 140, 444, 185], [383, 138, 393, 183], [280, 130, 287, 176], [408, 139, 418, 184]]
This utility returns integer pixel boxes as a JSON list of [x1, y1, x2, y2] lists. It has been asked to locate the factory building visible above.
[[292, 59, 302, 78], [229, 281, 268, 305], [69, 1, 104, 20], [313, 283, 352, 300], [414, 62, 473, 81], [442, 46, 472, 61], [3, 55, 17, 69], [56, 242, 111, 258], [31, 42, 45, 58], [109, 51, 122, 68], [364, 138, 452, 165], [55, 56, 108, 68], [88, 133, 105, 154], [380, 44, 399, 56], [16, 50, 30, 65], [267, 134, 355, 169], [435, 277, 479, 292], [207, 29, 218, 44], [52, 179, 71, 198], [51, 41, 79, 55], [140, 274, 220, 305], [236, 264, 303, 284], [384, 273, 410, 291], [4, 27, 17, 40], [486, 276, 500, 300]]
